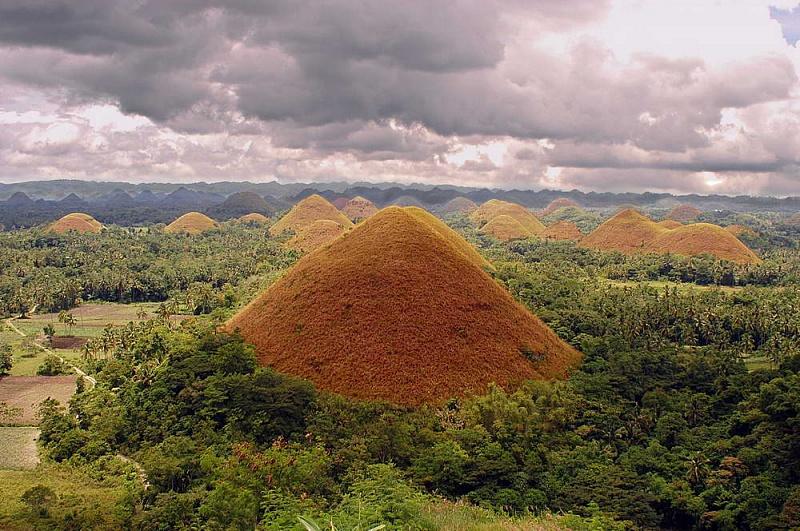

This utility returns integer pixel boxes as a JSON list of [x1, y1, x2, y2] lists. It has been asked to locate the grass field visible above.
[[0, 376, 76, 426], [0, 464, 129, 530], [0, 427, 40, 470], [13, 302, 168, 339], [6, 302, 188, 377], [602, 279, 743, 292]]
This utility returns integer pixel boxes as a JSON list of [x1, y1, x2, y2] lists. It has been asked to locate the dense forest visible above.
[[2, 211, 800, 529]]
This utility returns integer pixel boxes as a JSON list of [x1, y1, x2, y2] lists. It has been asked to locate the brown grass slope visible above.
[[666, 204, 702, 222], [440, 196, 478, 214], [470, 200, 546, 234], [657, 220, 683, 229], [786, 213, 800, 226], [342, 196, 378, 221], [226, 206, 580, 405], [287, 219, 347, 253], [479, 215, 532, 242], [581, 210, 759, 263], [165, 212, 218, 234], [725, 224, 755, 237], [580, 209, 666, 253], [403, 207, 493, 271], [48, 213, 102, 234], [542, 220, 583, 241], [238, 213, 270, 224], [648, 224, 761, 264], [269, 194, 353, 236], [540, 198, 580, 217]]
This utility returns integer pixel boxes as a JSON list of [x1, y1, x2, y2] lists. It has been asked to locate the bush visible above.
[[21, 484, 57, 517], [36, 354, 70, 376]]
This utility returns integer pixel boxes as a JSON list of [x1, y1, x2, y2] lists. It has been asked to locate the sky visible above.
[[1, 1, 800, 195]]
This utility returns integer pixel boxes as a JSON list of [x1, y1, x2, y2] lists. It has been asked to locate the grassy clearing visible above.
[[0, 464, 129, 530], [602, 279, 742, 293], [0, 427, 40, 470], [744, 356, 775, 371], [0, 376, 76, 426], [13, 302, 166, 338]]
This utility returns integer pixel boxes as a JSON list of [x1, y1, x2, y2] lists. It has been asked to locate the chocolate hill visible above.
[[470, 200, 546, 235], [479, 215, 532, 241], [440, 197, 478, 214], [239, 213, 270, 224], [666, 204, 702, 222], [542, 220, 583, 241], [48, 212, 102, 234], [658, 220, 683, 229], [540, 198, 581, 217], [342, 196, 378, 221], [227, 206, 579, 405], [287, 219, 347, 252], [725, 224, 756, 238], [580, 209, 662, 253], [269, 194, 352, 236], [165, 212, 218, 235], [648, 224, 760, 264], [581, 209, 759, 263]]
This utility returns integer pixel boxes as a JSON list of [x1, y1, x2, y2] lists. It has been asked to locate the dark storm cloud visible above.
[[0, 0, 798, 193]]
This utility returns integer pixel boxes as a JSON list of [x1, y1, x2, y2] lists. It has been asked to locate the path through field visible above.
[[3, 317, 96, 388], [2, 315, 150, 488]]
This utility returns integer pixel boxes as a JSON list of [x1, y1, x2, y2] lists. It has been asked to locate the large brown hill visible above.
[[648, 224, 761, 264], [227, 206, 580, 405], [342, 196, 378, 221], [540, 198, 581, 217], [470, 200, 546, 235], [581, 209, 759, 263], [287, 219, 347, 253], [269, 194, 352, 236], [165, 212, 218, 234], [439, 197, 478, 214], [580, 209, 665, 253], [479, 215, 532, 242], [542, 220, 583, 241], [48, 213, 102, 234], [666, 204, 702, 222]]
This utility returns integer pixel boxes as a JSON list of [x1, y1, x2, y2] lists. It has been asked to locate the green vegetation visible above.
[[0, 224, 295, 317], [1, 208, 799, 529]]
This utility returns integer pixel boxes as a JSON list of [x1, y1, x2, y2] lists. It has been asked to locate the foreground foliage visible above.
[[5, 212, 800, 529]]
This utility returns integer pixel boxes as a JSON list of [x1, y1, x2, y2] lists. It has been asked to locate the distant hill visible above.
[[580, 209, 760, 263], [164, 212, 219, 235], [207, 191, 272, 219], [1, 179, 799, 231], [270, 195, 352, 236]]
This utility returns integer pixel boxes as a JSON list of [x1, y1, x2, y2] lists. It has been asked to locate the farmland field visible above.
[[6, 302, 188, 376], [0, 376, 76, 425], [13, 302, 174, 339], [0, 427, 40, 470]]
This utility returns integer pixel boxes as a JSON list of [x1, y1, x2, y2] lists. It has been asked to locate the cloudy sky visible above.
[[1, 1, 800, 195]]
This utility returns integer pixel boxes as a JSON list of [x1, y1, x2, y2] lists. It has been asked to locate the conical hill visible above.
[[165, 212, 218, 234], [48, 212, 102, 234], [269, 194, 352, 236], [470, 200, 546, 234], [226, 206, 580, 405]]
